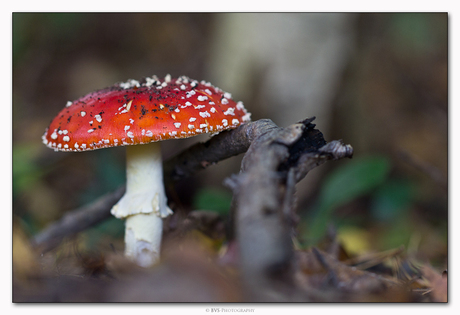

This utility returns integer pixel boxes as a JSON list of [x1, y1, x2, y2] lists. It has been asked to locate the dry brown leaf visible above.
[[296, 247, 405, 300], [420, 265, 447, 302], [13, 224, 41, 281]]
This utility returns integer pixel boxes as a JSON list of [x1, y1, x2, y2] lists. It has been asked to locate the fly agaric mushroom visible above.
[[42, 74, 251, 267]]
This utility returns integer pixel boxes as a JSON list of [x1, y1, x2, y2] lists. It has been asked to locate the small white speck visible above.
[[62, 130, 68, 135], [66, 101, 72, 107], [222, 119, 228, 127], [188, 124, 195, 129], [51, 131, 58, 139], [127, 131, 134, 138], [185, 101, 192, 107], [104, 139, 110, 144], [119, 82, 129, 89], [205, 89, 213, 95], [197, 95, 208, 102], [232, 119, 239, 125], [175, 108, 180, 113], [199, 111, 211, 118], [181, 131, 187, 135], [64, 144, 69, 149], [120, 79, 140, 89], [63, 136, 70, 142], [81, 144, 87, 149], [236, 101, 245, 111], [165, 74, 171, 83], [180, 84, 186, 90], [161, 81, 168, 87], [223, 108, 235, 116], [174, 122, 181, 128], [242, 113, 251, 122], [195, 105, 205, 109], [146, 130, 153, 137], [142, 129, 145, 135], [89, 121, 93, 125], [209, 101, 215, 105], [145, 77, 155, 87], [88, 129, 95, 133], [200, 123, 207, 129], [224, 92, 232, 99], [129, 118, 134, 124], [189, 117, 196, 122], [169, 131, 177, 136], [186, 90, 196, 98], [210, 107, 216, 113], [124, 125, 130, 131], [81, 111, 86, 117], [74, 143, 79, 149], [221, 98, 229, 105]]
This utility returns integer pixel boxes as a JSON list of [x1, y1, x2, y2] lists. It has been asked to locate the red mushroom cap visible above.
[[42, 75, 251, 151]]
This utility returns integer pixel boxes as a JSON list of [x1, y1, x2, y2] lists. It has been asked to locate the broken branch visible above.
[[226, 118, 353, 301]]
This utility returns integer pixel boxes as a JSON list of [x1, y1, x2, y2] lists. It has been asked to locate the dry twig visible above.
[[225, 118, 353, 301]]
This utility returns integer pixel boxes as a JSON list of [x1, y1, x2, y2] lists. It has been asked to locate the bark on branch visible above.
[[225, 118, 353, 301]]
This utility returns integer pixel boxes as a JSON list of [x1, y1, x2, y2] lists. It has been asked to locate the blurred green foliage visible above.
[[79, 149, 126, 206], [301, 153, 446, 257], [388, 13, 447, 56], [13, 143, 47, 196], [193, 187, 233, 215], [304, 156, 391, 243], [78, 151, 127, 249], [371, 179, 415, 222]]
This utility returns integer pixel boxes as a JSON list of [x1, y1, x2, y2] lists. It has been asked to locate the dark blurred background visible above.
[[12, 13, 447, 274]]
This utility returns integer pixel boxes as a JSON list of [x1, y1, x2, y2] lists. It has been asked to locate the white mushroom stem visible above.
[[111, 142, 172, 267]]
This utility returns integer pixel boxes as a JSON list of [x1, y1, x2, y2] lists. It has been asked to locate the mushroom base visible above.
[[111, 142, 172, 267], [124, 212, 163, 267]]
